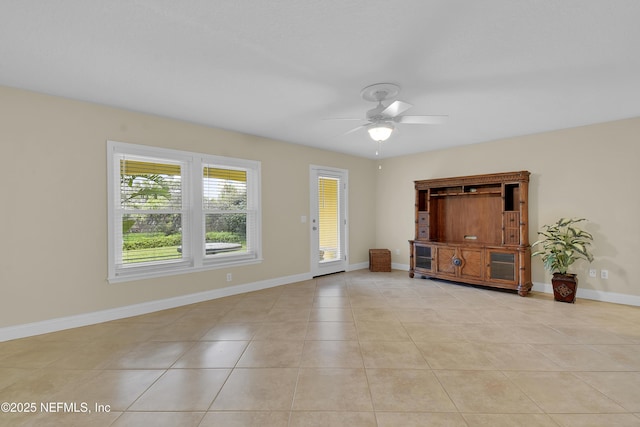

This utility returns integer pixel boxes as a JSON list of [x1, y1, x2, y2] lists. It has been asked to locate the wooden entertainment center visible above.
[[409, 171, 532, 296]]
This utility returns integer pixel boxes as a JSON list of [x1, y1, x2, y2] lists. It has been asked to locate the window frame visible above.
[[107, 140, 262, 283]]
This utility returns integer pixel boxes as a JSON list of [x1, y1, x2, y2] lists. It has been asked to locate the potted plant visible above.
[[531, 217, 594, 303]]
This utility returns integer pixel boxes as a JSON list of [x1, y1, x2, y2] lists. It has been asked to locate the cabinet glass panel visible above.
[[415, 245, 432, 270], [490, 252, 515, 281]]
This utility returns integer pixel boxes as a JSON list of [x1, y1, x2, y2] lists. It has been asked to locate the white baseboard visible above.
[[392, 262, 410, 271], [0, 272, 313, 342], [348, 261, 369, 271]]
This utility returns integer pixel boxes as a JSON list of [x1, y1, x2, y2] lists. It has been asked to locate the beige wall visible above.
[[0, 86, 377, 328], [377, 117, 640, 299], [2, 84, 638, 330]]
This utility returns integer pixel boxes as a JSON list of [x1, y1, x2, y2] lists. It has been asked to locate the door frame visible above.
[[310, 165, 348, 277]]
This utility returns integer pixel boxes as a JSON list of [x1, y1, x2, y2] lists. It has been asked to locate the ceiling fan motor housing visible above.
[[366, 104, 388, 122]]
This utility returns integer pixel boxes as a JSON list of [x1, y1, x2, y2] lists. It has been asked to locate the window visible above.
[[107, 141, 261, 282]]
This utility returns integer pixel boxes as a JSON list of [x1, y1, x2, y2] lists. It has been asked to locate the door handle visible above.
[[312, 227, 317, 231]]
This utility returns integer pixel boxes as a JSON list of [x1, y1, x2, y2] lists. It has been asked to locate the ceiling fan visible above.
[[338, 83, 448, 142]]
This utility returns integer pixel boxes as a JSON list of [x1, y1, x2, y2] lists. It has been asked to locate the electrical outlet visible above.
[[589, 269, 597, 278], [226, 273, 232, 282], [600, 270, 608, 279]]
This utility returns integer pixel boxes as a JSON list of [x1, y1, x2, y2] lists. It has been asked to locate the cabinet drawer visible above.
[[418, 226, 429, 239], [504, 212, 519, 227], [503, 212, 520, 244], [417, 211, 429, 225], [504, 228, 519, 244]]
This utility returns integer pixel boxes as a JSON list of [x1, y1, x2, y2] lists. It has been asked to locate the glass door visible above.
[[310, 166, 347, 277]]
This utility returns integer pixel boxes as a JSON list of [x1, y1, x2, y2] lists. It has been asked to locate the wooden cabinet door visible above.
[[435, 246, 483, 279], [435, 247, 457, 276], [459, 248, 483, 280], [414, 243, 434, 274], [487, 249, 518, 284]]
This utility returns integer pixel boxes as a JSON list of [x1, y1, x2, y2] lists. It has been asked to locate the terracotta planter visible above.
[[551, 273, 578, 303]]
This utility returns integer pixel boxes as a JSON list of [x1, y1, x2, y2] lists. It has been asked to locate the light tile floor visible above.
[[1, 270, 640, 426]]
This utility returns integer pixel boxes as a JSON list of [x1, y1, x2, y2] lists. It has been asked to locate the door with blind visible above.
[[310, 166, 347, 277]]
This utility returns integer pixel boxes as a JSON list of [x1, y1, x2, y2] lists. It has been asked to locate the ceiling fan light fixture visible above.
[[368, 122, 394, 142]]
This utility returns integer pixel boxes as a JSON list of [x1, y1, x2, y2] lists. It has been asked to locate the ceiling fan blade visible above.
[[381, 100, 412, 118], [395, 115, 448, 124], [343, 124, 366, 135]]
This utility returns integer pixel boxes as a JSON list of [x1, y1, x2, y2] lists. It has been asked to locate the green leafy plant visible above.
[[123, 233, 182, 250], [205, 231, 244, 244], [531, 218, 594, 275]]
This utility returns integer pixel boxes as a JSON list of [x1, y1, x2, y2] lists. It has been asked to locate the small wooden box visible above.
[[369, 249, 391, 272]]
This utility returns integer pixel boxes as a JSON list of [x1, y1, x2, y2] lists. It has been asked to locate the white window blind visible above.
[[117, 157, 188, 266], [202, 166, 256, 258], [318, 177, 342, 263]]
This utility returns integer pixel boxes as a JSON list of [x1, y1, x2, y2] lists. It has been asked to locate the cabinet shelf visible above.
[[430, 190, 502, 197]]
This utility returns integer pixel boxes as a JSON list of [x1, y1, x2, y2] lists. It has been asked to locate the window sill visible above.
[[107, 257, 263, 284]]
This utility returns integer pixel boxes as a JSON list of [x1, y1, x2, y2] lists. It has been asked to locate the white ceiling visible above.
[[2, 0, 640, 159]]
